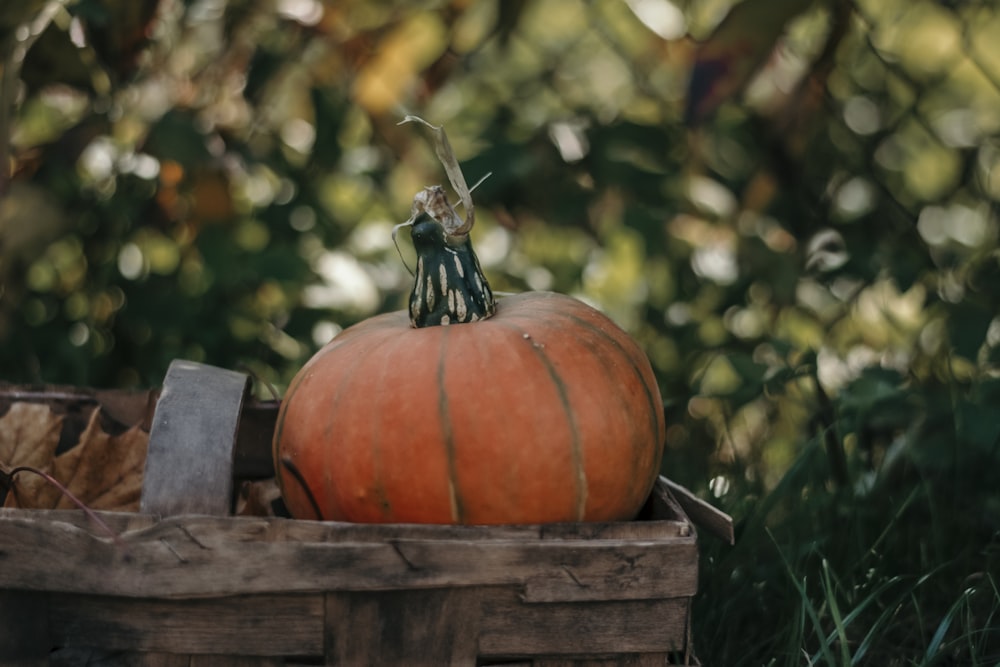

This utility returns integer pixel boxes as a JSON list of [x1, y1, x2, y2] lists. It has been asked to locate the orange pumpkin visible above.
[[273, 210, 665, 525]]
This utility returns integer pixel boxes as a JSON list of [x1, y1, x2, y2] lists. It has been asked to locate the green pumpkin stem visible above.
[[409, 212, 495, 327]]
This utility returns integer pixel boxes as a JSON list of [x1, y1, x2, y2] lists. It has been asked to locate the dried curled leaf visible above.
[[235, 478, 283, 517], [2, 403, 148, 512], [0, 403, 63, 502], [399, 115, 475, 236], [410, 185, 464, 236]]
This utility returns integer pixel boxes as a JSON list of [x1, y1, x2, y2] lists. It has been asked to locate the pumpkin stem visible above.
[[400, 115, 495, 326], [409, 212, 495, 327]]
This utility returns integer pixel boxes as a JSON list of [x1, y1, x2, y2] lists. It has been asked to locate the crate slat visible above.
[[48, 593, 324, 656], [478, 590, 690, 658], [0, 589, 50, 664], [37, 588, 691, 662], [0, 505, 697, 601], [325, 588, 482, 664]]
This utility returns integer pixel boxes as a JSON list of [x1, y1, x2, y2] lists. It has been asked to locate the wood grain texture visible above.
[[325, 588, 482, 665], [47, 593, 323, 656], [663, 479, 734, 545], [25, 587, 692, 662], [0, 589, 50, 664], [132, 654, 192, 667], [479, 590, 691, 658], [49, 650, 288, 666], [0, 511, 696, 600], [528, 655, 677, 666], [139, 360, 249, 517]]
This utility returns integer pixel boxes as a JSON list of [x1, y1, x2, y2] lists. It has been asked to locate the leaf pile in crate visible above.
[[235, 477, 282, 517], [0, 398, 148, 511]]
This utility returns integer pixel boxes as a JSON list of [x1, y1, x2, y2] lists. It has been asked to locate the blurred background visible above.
[[2, 0, 999, 663]]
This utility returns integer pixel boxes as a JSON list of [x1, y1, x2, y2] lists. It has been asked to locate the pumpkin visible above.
[[273, 217, 665, 525], [274, 120, 664, 524]]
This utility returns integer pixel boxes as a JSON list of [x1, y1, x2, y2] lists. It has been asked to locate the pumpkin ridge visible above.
[[495, 320, 588, 521], [273, 356, 322, 518], [277, 456, 324, 520], [272, 360, 307, 473], [364, 335, 400, 521], [563, 311, 663, 486], [280, 327, 395, 521], [270, 328, 358, 463], [544, 315, 648, 491], [513, 303, 664, 441], [507, 301, 665, 497], [436, 327, 465, 523], [319, 335, 395, 522]]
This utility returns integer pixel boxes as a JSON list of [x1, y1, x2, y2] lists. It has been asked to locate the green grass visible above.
[[689, 438, 1000, 666]]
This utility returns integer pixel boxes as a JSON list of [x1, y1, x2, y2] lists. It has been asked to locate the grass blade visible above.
[[820, 559, 852, 666], [768, 529, 840, 667], [918, 587, 974, 666]]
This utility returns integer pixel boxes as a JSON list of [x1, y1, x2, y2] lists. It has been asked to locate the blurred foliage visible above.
[[3, 0, 1000, 662]]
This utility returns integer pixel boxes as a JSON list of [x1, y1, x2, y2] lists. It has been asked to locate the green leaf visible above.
[[955, 400, 1000, 452], [946, 301, 993, 361], [145, 110, 213, 165], [838, 367, 905, 412]]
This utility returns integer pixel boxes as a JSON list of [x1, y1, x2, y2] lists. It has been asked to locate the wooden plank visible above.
[[134, 654, 193, 667], [521, 538, 698, 602], [49, 650, 197, 666], [58, 653, 286, 666], [479, 591, 691, 658], [0, 513, 696, 599], [0, 503, 689, 543], [325, 588, 481, 665], [140, 360, 250, 517], [0, 590, 50, 665], [662, 479, 734, 545], [0, 386, 159, 433], [531, 655, 674, 666], [190, 657, 284, 666], [47, 593, 324, 657]]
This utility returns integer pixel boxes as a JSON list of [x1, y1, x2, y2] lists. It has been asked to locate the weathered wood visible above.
[[0, 511, 697, 600], [189, 657, 285, 667], [47, 593, 323, 656], [663, 479, 735, 545], [140, 360, 249, 517], [530, 655, 676, 666], [478, 590, 690, 658], [133, 654, 192, 667], [325, 588, 482, 665], [0, 589, 50, 665], [8, 586, 691, 662], [521, 539, 698, 602], [0, 385, 159, 432], [49, 651, 286, 666], [0, 499, 690, 543]]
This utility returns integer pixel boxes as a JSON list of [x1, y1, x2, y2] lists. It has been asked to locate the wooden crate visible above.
[[0, 360, 731, 666]]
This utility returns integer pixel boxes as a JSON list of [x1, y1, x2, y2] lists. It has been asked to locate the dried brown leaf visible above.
[[3, 404, 148, 512], [0, 403, 64, 505], [52, 409, 148, 511], [399, 115, 476, 236], [235, 478, 282, 517]]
